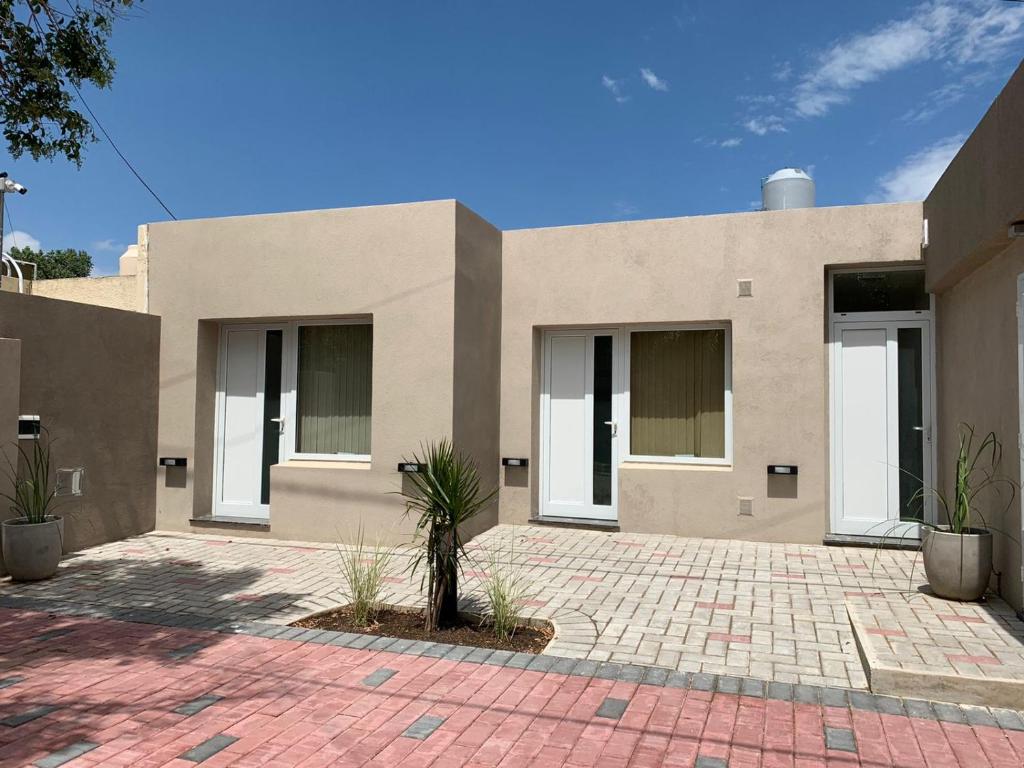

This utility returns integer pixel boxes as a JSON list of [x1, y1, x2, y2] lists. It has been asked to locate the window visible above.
[[293, 323, 373, 458], [628, 327, 729, 462], [832, 270, 928, 314]]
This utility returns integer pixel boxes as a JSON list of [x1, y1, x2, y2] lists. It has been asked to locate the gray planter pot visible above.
[[1, 516, 64, 581], [922, 526, 992, 602]]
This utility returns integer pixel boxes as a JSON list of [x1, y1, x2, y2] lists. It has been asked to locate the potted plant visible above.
[[916, 424, 1017, 602], [1, 436, 64, 581]]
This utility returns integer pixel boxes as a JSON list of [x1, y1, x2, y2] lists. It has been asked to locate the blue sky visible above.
[[2, 0, 1022, 275]]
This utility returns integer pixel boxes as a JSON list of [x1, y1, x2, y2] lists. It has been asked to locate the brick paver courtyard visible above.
[[2, 606, 1024, 767], [3, 525, 1024, 708]]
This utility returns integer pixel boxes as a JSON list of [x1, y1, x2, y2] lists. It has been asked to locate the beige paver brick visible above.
[[7, 523, 1024, 694]]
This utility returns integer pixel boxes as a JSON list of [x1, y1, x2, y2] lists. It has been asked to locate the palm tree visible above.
[[399, 439, 496, 631]]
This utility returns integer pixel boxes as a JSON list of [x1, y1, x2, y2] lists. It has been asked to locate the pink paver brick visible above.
[[937, 614, 986, 624], [946, 654, 1003, 665], [696, 601, 735, 610], [708, 632, 751, 643], [4, 606, 999, 768]]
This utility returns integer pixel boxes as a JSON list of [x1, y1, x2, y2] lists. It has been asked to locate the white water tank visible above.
[[761, 168, 815, 211]]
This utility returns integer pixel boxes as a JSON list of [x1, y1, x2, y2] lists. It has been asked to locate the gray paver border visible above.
[[3, 593, 1023, 731]]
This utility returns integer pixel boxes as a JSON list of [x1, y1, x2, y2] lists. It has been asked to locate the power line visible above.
[[67, 80, 178, 221], [26, 11, 177, 220]]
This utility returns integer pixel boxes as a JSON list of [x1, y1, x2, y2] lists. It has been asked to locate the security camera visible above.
[[1, 178, 26, 195], [1011, 221, 1024, 239]]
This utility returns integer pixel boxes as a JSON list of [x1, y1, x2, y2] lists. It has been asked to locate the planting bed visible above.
[[292, 606, 553, 653]]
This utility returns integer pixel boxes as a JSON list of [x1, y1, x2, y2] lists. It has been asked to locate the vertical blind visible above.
[[630, 329, 726, 458], [296, 324, 373, 455]]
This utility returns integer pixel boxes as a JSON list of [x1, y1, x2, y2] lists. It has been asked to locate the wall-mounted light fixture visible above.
[[1009, 220, 1024, 239]]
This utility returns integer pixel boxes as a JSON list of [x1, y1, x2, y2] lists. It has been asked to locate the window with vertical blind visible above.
[[627, 327, 730, 462], [294, 322, 373, 458]]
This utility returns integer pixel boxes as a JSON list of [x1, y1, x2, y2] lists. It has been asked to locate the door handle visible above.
[[912, 425, 932, 442], [270, 417, 285, 434], [604, 420, 617, 437]]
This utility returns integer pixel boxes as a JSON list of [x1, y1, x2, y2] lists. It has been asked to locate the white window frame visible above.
[[282, 318, 373, 463], [620, 322, 733, 467]]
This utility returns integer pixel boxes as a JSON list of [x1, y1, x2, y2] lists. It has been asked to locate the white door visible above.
[[541, 330, 620, 521], [214, 325, 284, 520], [832, 321, 933, 537]]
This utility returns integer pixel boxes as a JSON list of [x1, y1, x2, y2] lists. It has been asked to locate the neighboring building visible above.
[[21, 61, 1023, 611]]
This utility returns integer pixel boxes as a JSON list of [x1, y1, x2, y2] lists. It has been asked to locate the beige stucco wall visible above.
[[499, 202, 924, 543], [453, 204, 503, 538], [0, 292, 159, 554], [925, 60, 1024, 612], [933, 240, 1024, 611], [30, 274, 139, 311], [924, 60, 1023, 293], [148, 200, 500, 544], [0, 337, 20, 577]]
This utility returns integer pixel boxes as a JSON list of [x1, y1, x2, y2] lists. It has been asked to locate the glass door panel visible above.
[[592, 335, 613, 506], [897, 327, 925, 522]]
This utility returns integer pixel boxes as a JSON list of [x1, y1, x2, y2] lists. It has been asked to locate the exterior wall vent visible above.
[[737, 279, 753, 297], [738, 497, 754, 516]]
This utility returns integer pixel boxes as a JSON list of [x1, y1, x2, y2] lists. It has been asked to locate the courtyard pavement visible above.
[[2, 605, 1024, 767], [4, 524, 1023, 704]]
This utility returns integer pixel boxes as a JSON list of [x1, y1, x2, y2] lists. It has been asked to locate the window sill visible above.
[[620, 461, 732, 472], [276, 459, 371, 470]]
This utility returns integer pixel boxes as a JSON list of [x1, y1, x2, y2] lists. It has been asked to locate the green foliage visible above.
[[337, 526, 394, 627], [9, 245, 91, 278], [398, 439, 497, 632], [911, 424, 1017, 534], [0, 1, 137, 164], [0, 435, 58, 524], [479, 544, 531, 643]]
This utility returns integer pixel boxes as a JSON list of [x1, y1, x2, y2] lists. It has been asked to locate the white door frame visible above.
[[828, 267, 937, 538], [539, 328, 624, 521], [213, 323, 286, 519]]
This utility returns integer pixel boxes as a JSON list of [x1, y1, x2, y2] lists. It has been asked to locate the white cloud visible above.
[[602, 75, 629, 103], [613, 200, 639, 217], [868, 134, 966, 202], [2, 230, 40, 253], [773, 61, 793, 82], [640, 67, 670, 92], [715, 137, 743, 148], [743, 116, 787, 136], [91, 238, 126, 253], [793, 0, 1024, 119]]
